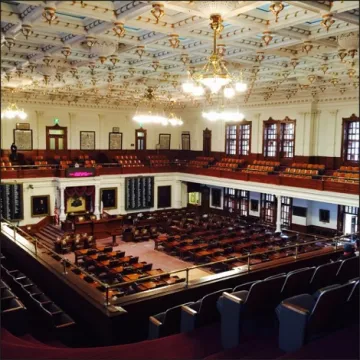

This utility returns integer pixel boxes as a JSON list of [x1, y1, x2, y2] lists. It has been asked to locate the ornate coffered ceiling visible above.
[[1, 1, 359, 109]]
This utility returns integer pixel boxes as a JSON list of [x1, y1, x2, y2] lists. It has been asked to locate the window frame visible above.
[[225, 121, 252, 156], [263, 117, 296, 160], [280, 196, 292, 227], [341, 114, 359, 164], [261, 193, 275, 224]]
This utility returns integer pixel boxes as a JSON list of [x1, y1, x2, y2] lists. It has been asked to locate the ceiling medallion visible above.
[[302, 41, 313, 54], [61, 46, 71, 60], [4, 37, 15, 50], [269, 1, 284, 23], [135, 45, 145, 59], [262, 31, 273, 46], [320, 13, 335, 32], [21, 24, 33, 40], [42, 7, 57, 25], [151, 3, 165, 23], [169, 34, 180, 49], [113, 22, 125, 37]]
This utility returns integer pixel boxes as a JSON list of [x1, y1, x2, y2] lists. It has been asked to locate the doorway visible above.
[[203, 128, 212, 156], [46, 125, 67, 150]]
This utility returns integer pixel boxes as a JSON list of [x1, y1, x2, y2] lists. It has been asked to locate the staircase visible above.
[[34, 224, 65, 251]]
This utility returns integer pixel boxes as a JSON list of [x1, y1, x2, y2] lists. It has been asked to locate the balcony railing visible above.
[[1, 218, 352, 309]]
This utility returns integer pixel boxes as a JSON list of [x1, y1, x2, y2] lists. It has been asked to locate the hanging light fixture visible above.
[[1, 103, 28, 120], [269, 1, 284, 23], [167, 113, 184, 126], [202, 109, 245, 122], [183, 14, 247, 96]]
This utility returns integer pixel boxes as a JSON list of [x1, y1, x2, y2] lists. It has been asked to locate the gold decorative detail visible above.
[[169, 34, 180, 49], [109, 55, 119, 66], [217, 44, 226, 57], [43, 75, 50, 85], [262, 31, 273, 46], [70, 67, 78, 78], [320, 63, 329, 74], [290, 58, 299, 69], [61, 46, 71, 60], [320, 13, 335, 32], [135, 45, 145, 59], [308, 75, 316, 84], [152, 61, 160, 71], [43, 56, 53, 66], [21, 24, 33, 40], [338, 49, 347, 62], [302, 41, 313, 54], [99, 56, 107, 64], [128, 68, 136, 76], [339, 87, 346, 95], [319, 86, 326, 93], [42, 7, 57, 25], [180, 54, 189, 65], [4, 37, 15, 50], [88, 62, 96, 75], [269, 1, 284, 23], [348, 49, 357, 59], [151, 3, 165, 23], [347, 68, 356, 78], [113, 22, 125, 37], [256, 51, 265, 62], [330, 76, 339, 86]]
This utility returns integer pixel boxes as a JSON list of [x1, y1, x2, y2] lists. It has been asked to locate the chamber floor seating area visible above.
[[1, 252, 76, 346]]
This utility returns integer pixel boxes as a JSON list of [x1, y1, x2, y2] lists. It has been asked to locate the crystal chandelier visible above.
[[182, 14, 247, 96], [1, 103, 28, 120]]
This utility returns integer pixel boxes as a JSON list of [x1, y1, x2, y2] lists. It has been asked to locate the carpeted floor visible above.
[[64, 237, 212, 281]]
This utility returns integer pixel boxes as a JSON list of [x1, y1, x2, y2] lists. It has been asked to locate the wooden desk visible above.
[[146, 269, 165, 276], [123, 273, 141, 282], [109, 266, 124, 274]]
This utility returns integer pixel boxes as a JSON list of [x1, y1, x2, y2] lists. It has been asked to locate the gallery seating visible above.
[[115, 155, 144, 168], [180, 288, 231, 333], [281, 168, 318, 178], [242, 165, 275, 174], [147, 155, 170, 167], [186, 156, 214, 168], [276, 280, 357, 352], [291, 163, 325, 171], [326, 171, 359, 183], [253, 160, 280, 168]]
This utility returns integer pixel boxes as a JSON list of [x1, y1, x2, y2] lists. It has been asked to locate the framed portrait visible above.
[[80, 131, 95, 150], [100, 187, 117, 210], [14, 129, 33, 150], [66, 196, 86, 213], [109, 132, 123, 150], [250, 199, 259, 212], [319, 209, 330, 223], [159, 133, 171, 150], [181, 132, 190, 150], [31, 195, 50, 217]]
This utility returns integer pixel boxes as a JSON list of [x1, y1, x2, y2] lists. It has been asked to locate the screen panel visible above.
[[0, 183, 24, 221], [125, 176, 154, 210]]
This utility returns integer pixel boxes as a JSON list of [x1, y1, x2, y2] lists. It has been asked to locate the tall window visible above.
[[281, 196, 292, 226], [263, 117, 296, 159], [225, 122, 251, 156], [342, 114, 359, 162], [224, 188, 249, 216], [261, 193, 275, 224], [135, 128, 147, 150]]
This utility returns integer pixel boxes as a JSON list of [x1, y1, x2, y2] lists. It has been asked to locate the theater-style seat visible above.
[[309, 261, 341, 293], [148, 303, 193, 339], [276, 282, 354, 352], [219, 274, 286, 349], [335, 256, 359, 283], [280, 267, 315, 300], [180, 288, 231, 333]]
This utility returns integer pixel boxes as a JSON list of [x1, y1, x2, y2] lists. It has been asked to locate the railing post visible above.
[[295, 244, 298, 260], [13, 226, 16, 242], [62, 259, 68, 275], [105, 285, 109, 307], [334, 237, 338, 252], [185, 268, 189, 288], [247, 254, 250, 272], [34, 238, 38, 255]]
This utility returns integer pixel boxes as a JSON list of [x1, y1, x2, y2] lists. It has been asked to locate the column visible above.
[[68, 112, 76, 149], [94, 185, 100, 219], [98, 114, 105, 149], [276, 195, 282, 233], [59, 185, 66, 221], [330, 110, 339, 157], [35, 110, 44, 149]]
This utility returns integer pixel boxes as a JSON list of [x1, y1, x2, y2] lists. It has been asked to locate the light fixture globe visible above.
[[182, 81, 195, 93], [235, 82, 247, 92], [202, 109, 245, 122]]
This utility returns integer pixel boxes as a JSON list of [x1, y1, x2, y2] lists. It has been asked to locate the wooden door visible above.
[[203, 128, 212, 156], [46, 125, 67, 150]]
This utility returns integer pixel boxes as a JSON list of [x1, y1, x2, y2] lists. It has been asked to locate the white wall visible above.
[[1, 103, 183, 150], [179, 100, 358, 156]]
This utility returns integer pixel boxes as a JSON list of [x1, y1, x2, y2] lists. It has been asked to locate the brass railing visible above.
[[1, 218, 352, 308]]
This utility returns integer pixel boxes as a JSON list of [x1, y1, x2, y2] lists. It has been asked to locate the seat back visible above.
[[310, 261, 341, 293], [336, 256, 359, 283], [308, 282, 354, 335], [281, 267, 315, 300], [198, 288, 232, 326], [163, 304, 188, 336], [246, 274, 286, 313]]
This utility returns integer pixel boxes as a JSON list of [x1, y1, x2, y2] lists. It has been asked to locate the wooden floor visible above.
[[64, 237, 212, 282]]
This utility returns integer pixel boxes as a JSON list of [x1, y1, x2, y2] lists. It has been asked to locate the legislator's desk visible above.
[[146, 269, 165, 276]]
